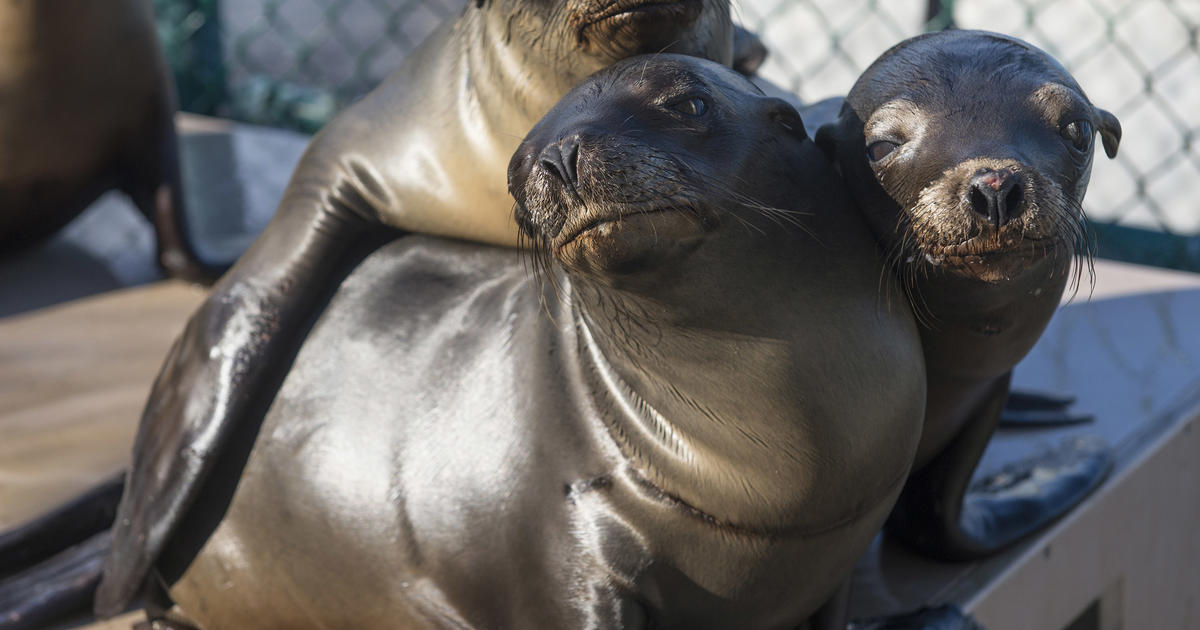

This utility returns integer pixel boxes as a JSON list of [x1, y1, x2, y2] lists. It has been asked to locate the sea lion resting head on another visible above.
[[131, 55, 925, 629]]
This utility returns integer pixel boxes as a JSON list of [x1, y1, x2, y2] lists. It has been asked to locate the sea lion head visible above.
[[477, 0, 733, 87], [508, 54, 808, 282], [816, 30, 1121, 285]]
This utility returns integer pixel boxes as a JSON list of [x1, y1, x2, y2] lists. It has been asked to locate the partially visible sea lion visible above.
[[103, 55, 926, 629], [0, 0, 217, 280], [95, 1, 747, 617], [815, 29, 1121, 560]]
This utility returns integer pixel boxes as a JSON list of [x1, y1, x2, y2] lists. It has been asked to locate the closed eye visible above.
[[867, 140, 899, 162]]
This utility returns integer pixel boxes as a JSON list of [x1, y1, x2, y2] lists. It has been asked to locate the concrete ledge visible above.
[[848, 284, 1200, 628]]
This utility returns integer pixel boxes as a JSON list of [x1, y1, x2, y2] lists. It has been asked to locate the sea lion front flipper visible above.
[[848, 604, 985, 630], [999, 389, 1094, 427], [885, 374, 1112, 560], [94, 162, 397, 617], [732, 25, 768, 76]]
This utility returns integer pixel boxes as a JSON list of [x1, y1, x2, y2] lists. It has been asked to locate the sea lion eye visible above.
[[867, 140, 899, 162], [672, 97, 707, 117], [1061, 119, 1094, 152]]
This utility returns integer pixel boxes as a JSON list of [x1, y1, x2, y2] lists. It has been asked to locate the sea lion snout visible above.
[[510, 126, 712, 275], [906, 157, 1074, 282], [967, 168, 1024, 229]]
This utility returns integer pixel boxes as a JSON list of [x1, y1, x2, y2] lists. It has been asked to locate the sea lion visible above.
[[95, 55, 926, 629], [89, 3, 739, 615], [0, 0, 217, 280], [814, 30, 1121, 560]]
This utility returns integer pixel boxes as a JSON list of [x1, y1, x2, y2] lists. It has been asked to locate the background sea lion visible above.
[[115, 54, 925, 630], [0, 0, 217, 280], [92, 0, 744, 618], [814, 30, 1122, 560]]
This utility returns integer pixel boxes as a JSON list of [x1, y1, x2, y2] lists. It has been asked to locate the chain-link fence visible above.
[[154, 0, 1200, 272]]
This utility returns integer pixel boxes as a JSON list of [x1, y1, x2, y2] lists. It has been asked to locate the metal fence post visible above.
[[925, 0, 957, 31], [155, 0, 228, 117]]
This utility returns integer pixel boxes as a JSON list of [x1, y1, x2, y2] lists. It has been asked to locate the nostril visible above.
[[1002, 183, 1024, 222], [537, 135, 582, 189], [508, 146, 538, 193], [969, 185, 991, 220], [560, 135, 580, 186], [538, 145, 566, 182]]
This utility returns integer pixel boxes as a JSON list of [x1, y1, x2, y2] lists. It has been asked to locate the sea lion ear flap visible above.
[[814, 116, 846, 163], [1095, 108, 1121, 159], [732, 25, 768, 76], [814, 102, 858, 163], [814, 124, 837, 162]]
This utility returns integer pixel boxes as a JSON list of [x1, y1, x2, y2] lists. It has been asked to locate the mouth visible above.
[[559, 205, 702, 250], [920, 234, 1059, 265], [578, 0, 700, 33], [912, 234, 1068, 283]]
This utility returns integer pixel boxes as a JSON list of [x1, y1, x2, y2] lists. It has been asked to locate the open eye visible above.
[[867, 140, 899, 162], [672, 97, 707, 117], [1061, 119, 1094, 153]]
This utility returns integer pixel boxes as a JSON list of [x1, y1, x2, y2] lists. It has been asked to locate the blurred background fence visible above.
[[154, 0, 1200, 272]]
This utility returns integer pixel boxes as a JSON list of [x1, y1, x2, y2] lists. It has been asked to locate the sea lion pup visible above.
[[0, 0, 217, 280], [86, 2, 737, 615], [89, 55, 926, 629], [814, 29, 1121, 560]]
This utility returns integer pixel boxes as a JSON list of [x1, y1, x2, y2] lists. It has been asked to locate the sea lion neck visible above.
[[555, 228, 875, 535], [909, 253, 1071, 382]]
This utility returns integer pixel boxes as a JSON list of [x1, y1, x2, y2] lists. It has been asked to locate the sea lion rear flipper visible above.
[[95, 159, 397, 617], [0, 530, 110, 630], [885, 374, 1112, 560], [999, 389, 1094, 427], [0, 473, 123, 577]]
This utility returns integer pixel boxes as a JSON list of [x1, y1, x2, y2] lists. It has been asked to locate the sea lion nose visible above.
[[538, 135, 581, 190], [968, 168, 1024, 229]]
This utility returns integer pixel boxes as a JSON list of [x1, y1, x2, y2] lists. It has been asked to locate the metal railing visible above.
[[154, 0, 1200, 272]]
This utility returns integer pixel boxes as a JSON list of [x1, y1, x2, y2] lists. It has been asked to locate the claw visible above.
[[1001, 389, 1093, 427]]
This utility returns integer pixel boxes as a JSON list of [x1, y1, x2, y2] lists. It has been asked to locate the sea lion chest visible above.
[[166, 237, 917, 629]]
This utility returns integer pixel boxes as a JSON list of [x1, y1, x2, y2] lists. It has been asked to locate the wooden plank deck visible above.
[[0, 282, 205, 529]]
